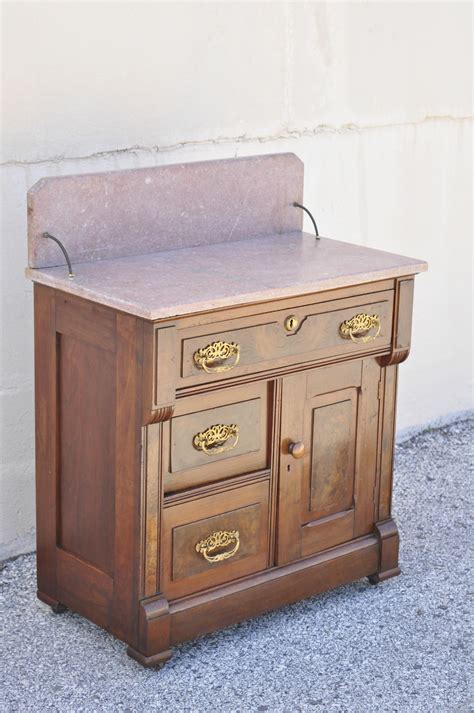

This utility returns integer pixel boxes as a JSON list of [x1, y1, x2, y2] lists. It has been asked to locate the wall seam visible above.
[[1, 115, 472, 168]]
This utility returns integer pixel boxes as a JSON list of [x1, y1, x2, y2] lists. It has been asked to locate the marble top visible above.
[[26, 233, 427, 320]]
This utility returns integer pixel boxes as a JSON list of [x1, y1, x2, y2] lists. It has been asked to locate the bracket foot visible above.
[[127, 646, 172, 668], [37, 590, 67, 613], [368, 519, 401, 584]]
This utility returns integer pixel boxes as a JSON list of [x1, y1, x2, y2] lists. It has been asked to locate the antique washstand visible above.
[[26, 154, 427, 666]]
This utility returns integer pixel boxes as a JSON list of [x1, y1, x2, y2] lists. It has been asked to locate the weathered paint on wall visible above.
[[1, 2, 472, 558]]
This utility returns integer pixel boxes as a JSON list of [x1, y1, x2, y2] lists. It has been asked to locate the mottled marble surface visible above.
[[28, 153, 303, 268], [26, 233, 428, 320]]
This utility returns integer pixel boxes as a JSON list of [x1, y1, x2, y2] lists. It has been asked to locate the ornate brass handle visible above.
[[195, 530, 240, 563], [193, 423, 240, 455], [339, 313, 381, 344], [193, 340, 240, 373]]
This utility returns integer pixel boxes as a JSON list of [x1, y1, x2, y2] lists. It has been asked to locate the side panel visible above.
[[58, 333, 116, 574], [34, 284, 58, 602], [34, 287, 144, 645]]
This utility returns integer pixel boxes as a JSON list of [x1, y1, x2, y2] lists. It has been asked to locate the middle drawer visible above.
[[162, 381, 270, 493]]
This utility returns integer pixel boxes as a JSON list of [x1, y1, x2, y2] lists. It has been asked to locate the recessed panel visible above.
[[309, 397, 356, 518], [58, 333, 116, 575]]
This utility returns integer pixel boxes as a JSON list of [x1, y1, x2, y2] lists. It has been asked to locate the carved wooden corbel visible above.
[[149, 405, 175, 424], [379, 347, 410, 367], [378, 277, 414, 368], [143, 323, 177, 425]]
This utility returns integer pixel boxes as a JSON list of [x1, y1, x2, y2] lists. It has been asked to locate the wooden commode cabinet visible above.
[[27, 154, 427, 666]]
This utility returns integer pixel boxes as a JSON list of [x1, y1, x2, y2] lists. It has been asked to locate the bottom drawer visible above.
[[162, 480, 270, 599]]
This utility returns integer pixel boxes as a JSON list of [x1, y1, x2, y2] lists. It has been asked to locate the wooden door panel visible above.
[[306, 390, 357, 520], [301, 510, 354, 558], [277, 359, 380, 564]]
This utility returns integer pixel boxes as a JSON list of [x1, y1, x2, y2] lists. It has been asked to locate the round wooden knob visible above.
[[288, 441, 305, 459]]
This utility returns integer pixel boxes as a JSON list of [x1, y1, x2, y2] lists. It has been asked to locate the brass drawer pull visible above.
[[193, 340, 240, 373], [196, 530, 240, 563], [339, 313, 381, 344], [193, 423, 240, 456]]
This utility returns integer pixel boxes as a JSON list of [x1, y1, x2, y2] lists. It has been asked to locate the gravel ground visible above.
[[1, 419, 472, 713]]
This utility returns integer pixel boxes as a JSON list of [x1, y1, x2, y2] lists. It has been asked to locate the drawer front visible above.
[[162, 480, 270, 599], [179, 289, 394, 386], [163, 382, 269, 493]]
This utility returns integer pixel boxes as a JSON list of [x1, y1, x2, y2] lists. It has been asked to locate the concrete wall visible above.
[[1, 2, 472, 559]]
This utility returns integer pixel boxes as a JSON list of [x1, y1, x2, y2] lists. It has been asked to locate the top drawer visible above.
[[177, 289, 394, 387]]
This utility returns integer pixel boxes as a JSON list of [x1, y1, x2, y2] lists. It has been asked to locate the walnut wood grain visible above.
[[141, 424, 162, 598], [111, 313, 144, 645], [57, 332, 116, 574]]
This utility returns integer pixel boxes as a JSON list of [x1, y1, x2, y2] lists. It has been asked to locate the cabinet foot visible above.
[[368, 566, 401, 584], [369, 519, 400, 584], [131, 594, 171, 668], [127, 646, 173, 668], [37, 590, 67, 613]]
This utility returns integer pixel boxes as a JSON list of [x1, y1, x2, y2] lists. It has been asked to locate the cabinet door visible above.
[[277, 359, 380, 565]]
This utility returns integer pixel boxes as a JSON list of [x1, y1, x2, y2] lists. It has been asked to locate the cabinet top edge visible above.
[[26, 233, 427, 321]]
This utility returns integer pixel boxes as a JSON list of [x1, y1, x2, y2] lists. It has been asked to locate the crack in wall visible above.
[[1, 114, 472, 168]]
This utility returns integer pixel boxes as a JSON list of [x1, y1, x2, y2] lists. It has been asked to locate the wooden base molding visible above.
[[131, 535, 379, 663], [136, 596, 171, 660], [367, 519, 401, 583]]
